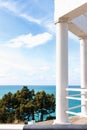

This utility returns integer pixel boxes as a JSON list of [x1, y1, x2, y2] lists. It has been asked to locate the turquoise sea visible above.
[[0, 85, 81, 121]]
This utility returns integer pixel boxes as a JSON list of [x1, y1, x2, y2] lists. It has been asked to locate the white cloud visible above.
[[69, 65, 80, 85], [0, 0, 55, 33], [0, 1, 18, 13], [73, 67, 80, 73], [0, 1, 42, 25], [69, 32, 79, 42], [20, 13, 41, 25], [0, 48, 55, 85], [6, 32, 52, 48], [40, 66, 50, 71], [44, 21, 55, 34], [0, 48, 38, 84]]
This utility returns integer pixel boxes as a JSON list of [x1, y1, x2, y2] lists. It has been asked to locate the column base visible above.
[[28, 120, 35, 125], [53, 119, 70, 125]]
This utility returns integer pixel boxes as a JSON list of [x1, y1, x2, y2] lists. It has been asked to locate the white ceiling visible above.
[[69, 14, 87, 38]]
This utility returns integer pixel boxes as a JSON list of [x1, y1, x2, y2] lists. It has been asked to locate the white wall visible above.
[[54, 0, 87, 22]]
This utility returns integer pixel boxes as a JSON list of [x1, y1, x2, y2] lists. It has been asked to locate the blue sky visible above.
[[0, 0, 80, 85]]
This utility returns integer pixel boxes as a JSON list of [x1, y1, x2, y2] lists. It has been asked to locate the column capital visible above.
[[54, 17, 69, 25], [79, 36, 87, 40]]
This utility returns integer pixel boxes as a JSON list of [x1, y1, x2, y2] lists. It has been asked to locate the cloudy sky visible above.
[[0, 0, 80, 85]]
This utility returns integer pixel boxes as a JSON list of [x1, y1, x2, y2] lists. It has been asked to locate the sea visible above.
[[0, 85, 81, 121]]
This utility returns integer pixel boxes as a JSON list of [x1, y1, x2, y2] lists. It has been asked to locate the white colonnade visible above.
[[54, 0, 87, 124]]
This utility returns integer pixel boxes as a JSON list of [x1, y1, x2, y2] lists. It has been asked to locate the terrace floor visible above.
[[1, 117, 87, 130], [36, 116, 87, 124]]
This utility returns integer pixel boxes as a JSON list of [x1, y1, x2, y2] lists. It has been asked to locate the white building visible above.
[[54, 0, 87, 124]]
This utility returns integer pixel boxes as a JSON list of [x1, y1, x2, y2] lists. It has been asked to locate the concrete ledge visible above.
[[23, 124, 87, 130], [0, 124, 87, 130], [0, 124, 24, 130]]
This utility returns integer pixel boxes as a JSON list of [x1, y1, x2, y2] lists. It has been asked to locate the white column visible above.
[[55, 22, 68, 124], [80, 38, 87, 116]]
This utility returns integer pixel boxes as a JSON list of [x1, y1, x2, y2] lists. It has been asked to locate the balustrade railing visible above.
[[66, 88, 87, 117]]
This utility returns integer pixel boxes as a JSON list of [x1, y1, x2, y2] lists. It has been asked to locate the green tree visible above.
[[2, 92, 13, 110], [15, 108, 20, 123], [20, 86, 35, 100], [34, 91, 55, 121], [0, 106, 7, 123], [26, 100, 35, 120], [0, 86, 55, 123], [7, 111, 15, 123]]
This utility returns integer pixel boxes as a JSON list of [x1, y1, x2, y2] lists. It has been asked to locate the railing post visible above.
[[80, 37, 87, 116]]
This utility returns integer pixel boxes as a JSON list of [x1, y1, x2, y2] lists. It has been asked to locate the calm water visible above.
[[0, 85, 81, 120], [0, 85, 56, 98]]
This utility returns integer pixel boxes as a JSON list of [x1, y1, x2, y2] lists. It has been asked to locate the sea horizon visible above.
[[0, 84, 81, 98]]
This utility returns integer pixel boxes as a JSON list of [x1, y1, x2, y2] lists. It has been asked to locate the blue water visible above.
[[0, 85, 56, 98], [68, 86, 81, 115], [0, 85, 81, 121]]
